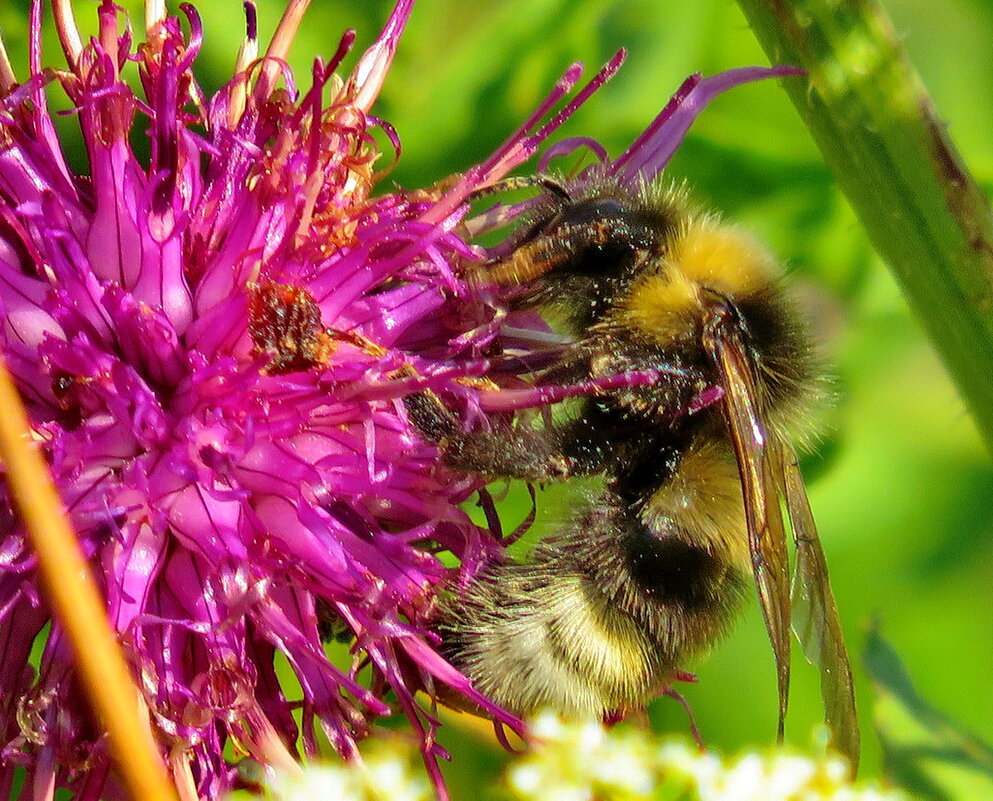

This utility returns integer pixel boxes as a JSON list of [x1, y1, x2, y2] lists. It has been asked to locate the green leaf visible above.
[[864, 625, 993, 800]]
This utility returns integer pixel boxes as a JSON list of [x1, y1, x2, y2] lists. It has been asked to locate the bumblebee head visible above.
[[478, 181, 678, 323], [537, 193, 665, 276]]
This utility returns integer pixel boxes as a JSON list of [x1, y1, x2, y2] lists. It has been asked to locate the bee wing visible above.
[[779, 444, 860, 770], [707, 327, 792, 742]]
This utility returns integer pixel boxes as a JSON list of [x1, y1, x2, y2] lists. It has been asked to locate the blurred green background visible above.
[[3, 0, 992, 797]]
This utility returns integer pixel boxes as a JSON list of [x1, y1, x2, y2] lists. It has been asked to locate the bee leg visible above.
[[442, 426, 577, 481], [405, 392, 606, 482], [662, 686, 705, 748], [403, 391, 461, 443]]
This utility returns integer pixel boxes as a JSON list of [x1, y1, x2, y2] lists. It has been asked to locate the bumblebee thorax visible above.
[[617, 218, 776, 346]]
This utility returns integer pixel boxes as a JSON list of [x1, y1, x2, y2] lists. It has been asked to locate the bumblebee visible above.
[[408, 176, 858, 765]]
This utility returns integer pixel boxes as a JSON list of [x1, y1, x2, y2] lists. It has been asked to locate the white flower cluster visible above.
[[264, 742, 430, 801], [507, 711, 907, 801], [257, 712, 907, 801]]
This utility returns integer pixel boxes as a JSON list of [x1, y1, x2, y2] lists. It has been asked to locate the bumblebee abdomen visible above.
[[437, 486, 746, 717], [577, 491, 747, 658], [437, 559, 659, 716]]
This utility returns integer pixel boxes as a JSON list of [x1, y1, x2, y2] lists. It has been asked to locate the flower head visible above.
[[1, 1, 797, 797]]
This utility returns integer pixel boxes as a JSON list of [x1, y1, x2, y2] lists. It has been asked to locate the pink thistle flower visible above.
[[0, 0, 799, 797]]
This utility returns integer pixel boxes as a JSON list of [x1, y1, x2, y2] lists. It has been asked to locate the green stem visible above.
[[737, 0, 993, 453]]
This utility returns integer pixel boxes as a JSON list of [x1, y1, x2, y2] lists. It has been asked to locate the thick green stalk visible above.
[[737, 0, 993, 453]]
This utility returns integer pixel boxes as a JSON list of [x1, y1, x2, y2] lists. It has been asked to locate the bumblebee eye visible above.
[[530, 198, 664, 284], [554, 197, 659, 250], [555, 197, 627, 226]]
